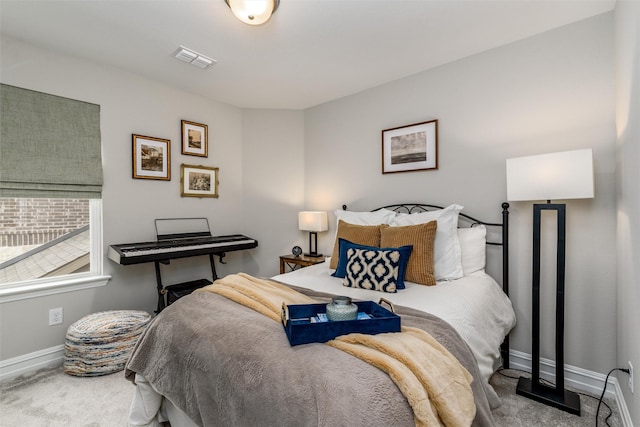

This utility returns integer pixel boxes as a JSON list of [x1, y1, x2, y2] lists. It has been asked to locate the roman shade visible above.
[[0, 84, 103, 198]]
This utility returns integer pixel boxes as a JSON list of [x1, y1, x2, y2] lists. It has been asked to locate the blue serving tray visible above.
[[281, 298, 401, 346]]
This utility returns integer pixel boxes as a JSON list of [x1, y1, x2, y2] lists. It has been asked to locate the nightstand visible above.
[[279, 254, 326, 274]]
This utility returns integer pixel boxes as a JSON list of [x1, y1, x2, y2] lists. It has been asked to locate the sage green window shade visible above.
[[0, 84, 103, 198]]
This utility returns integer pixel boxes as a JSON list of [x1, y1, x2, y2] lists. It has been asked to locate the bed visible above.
[[125, 202, 516, 427]]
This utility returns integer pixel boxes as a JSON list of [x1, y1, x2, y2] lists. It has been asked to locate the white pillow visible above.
[[330, 210, 398, 268], [390, 204, 464, 281], [334, 209, 396, 227], [458, 225, 486, 276]]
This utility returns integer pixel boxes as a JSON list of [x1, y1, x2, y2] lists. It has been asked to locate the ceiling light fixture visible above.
[[174, 46, 216, 69], [225, 0, 279, 26]]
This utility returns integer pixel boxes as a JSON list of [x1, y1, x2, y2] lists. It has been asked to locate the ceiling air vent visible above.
[[174, 46, 216, 70]]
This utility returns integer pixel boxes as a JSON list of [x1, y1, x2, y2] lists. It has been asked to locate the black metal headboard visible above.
[[342, 202, 511, 368]]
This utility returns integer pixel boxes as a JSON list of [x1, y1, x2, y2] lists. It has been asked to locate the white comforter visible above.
[[272, 260, 516, 386]]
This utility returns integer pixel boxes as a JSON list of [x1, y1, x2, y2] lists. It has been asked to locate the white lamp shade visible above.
[[298, 211, 328, 232], [506, 149, 594, 202], [226, 0, 278, 25]]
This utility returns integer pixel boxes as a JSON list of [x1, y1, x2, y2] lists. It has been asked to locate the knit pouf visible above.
[[63, 310, 151, 377]]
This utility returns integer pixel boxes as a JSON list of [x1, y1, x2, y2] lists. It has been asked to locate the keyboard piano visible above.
[[108, 234, 258, 265], [108, 218, 258, 312]]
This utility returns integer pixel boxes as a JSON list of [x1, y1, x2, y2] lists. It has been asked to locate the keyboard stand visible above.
[[154, 253, 218, 313]]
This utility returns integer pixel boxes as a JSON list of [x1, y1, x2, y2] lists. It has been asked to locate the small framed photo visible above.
[[382, 119, 438, 174], [132, 134, 171, 180], [181, 120, 208, 157], [180, 164, 219, 198]]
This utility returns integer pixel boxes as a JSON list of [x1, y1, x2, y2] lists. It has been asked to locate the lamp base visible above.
[[516, 377, 581, 415], [306, 231, 323, 259]]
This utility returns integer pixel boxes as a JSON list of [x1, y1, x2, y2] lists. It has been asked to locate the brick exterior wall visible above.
[[0, 198, 89, 247]]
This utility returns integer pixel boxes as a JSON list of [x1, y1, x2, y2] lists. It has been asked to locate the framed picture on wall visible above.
[[132, 134, 171, 180], [180, 164, 219, 198], [181, 120, 208, 157], [382, 119, 438, 174]]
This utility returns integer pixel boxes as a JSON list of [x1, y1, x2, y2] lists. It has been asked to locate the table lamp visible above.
[[298, 211, 328, 257]]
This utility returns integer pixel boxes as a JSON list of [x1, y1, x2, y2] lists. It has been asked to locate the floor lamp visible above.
[[506, 148, 594, 415], [298, 211, 328, 257]]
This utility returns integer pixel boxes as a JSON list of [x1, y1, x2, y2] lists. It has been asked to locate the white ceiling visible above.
[[0, 0, 615, 110]]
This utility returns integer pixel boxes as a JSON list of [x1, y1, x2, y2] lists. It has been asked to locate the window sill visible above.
[[0, 274, 111, 303]]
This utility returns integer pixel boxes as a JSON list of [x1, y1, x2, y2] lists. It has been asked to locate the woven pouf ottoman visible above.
[[63, 310, 151, 377]]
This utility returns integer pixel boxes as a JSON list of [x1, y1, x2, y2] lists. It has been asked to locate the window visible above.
[[0, 85, 109, 301], [1, 197, 91, 280], [0, 198, 107, 301], [0, 198, 108, 301]]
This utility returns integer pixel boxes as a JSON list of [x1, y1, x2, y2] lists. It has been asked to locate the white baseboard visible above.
[[0, 345, 64, 382], [614, 380, 634, 427], [509, 350, 634, 427]]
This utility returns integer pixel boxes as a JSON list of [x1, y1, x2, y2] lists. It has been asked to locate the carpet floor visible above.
[[0, 366, 624, 426]]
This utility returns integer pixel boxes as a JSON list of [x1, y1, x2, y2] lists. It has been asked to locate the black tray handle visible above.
[[378, 298, 395, 313]]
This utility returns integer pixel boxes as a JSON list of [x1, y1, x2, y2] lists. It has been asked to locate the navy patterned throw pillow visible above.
[[342, 245, 413, 293], [332, 238, 413, 289]]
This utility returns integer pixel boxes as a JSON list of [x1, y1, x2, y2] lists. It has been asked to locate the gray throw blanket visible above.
[[126, 284, 497, 427]]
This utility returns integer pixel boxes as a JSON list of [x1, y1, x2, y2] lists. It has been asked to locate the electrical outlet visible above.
[[49, 307, 63, 326], [629, 361, 634, 394]]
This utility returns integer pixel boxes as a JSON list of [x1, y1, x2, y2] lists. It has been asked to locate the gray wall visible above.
[[304, 13, 618, 377], [241, 108, 307, 277], [614, 1, 640, 425]]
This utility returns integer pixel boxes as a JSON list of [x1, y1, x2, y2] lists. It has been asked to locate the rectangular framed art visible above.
[[181, 120, 208, 157], [382, 119, 438, 174], [181, 164, 219, 198], [132, 134, 171, 180]]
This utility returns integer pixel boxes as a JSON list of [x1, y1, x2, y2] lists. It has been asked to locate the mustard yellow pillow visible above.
[[329, 221, 381, 269], [380, 221, 437, 286]]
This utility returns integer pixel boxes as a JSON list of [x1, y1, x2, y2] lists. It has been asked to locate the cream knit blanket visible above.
[[195, 273, 316, 322], [327, 327, 475, 426], [198, 273, 476, 426]]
